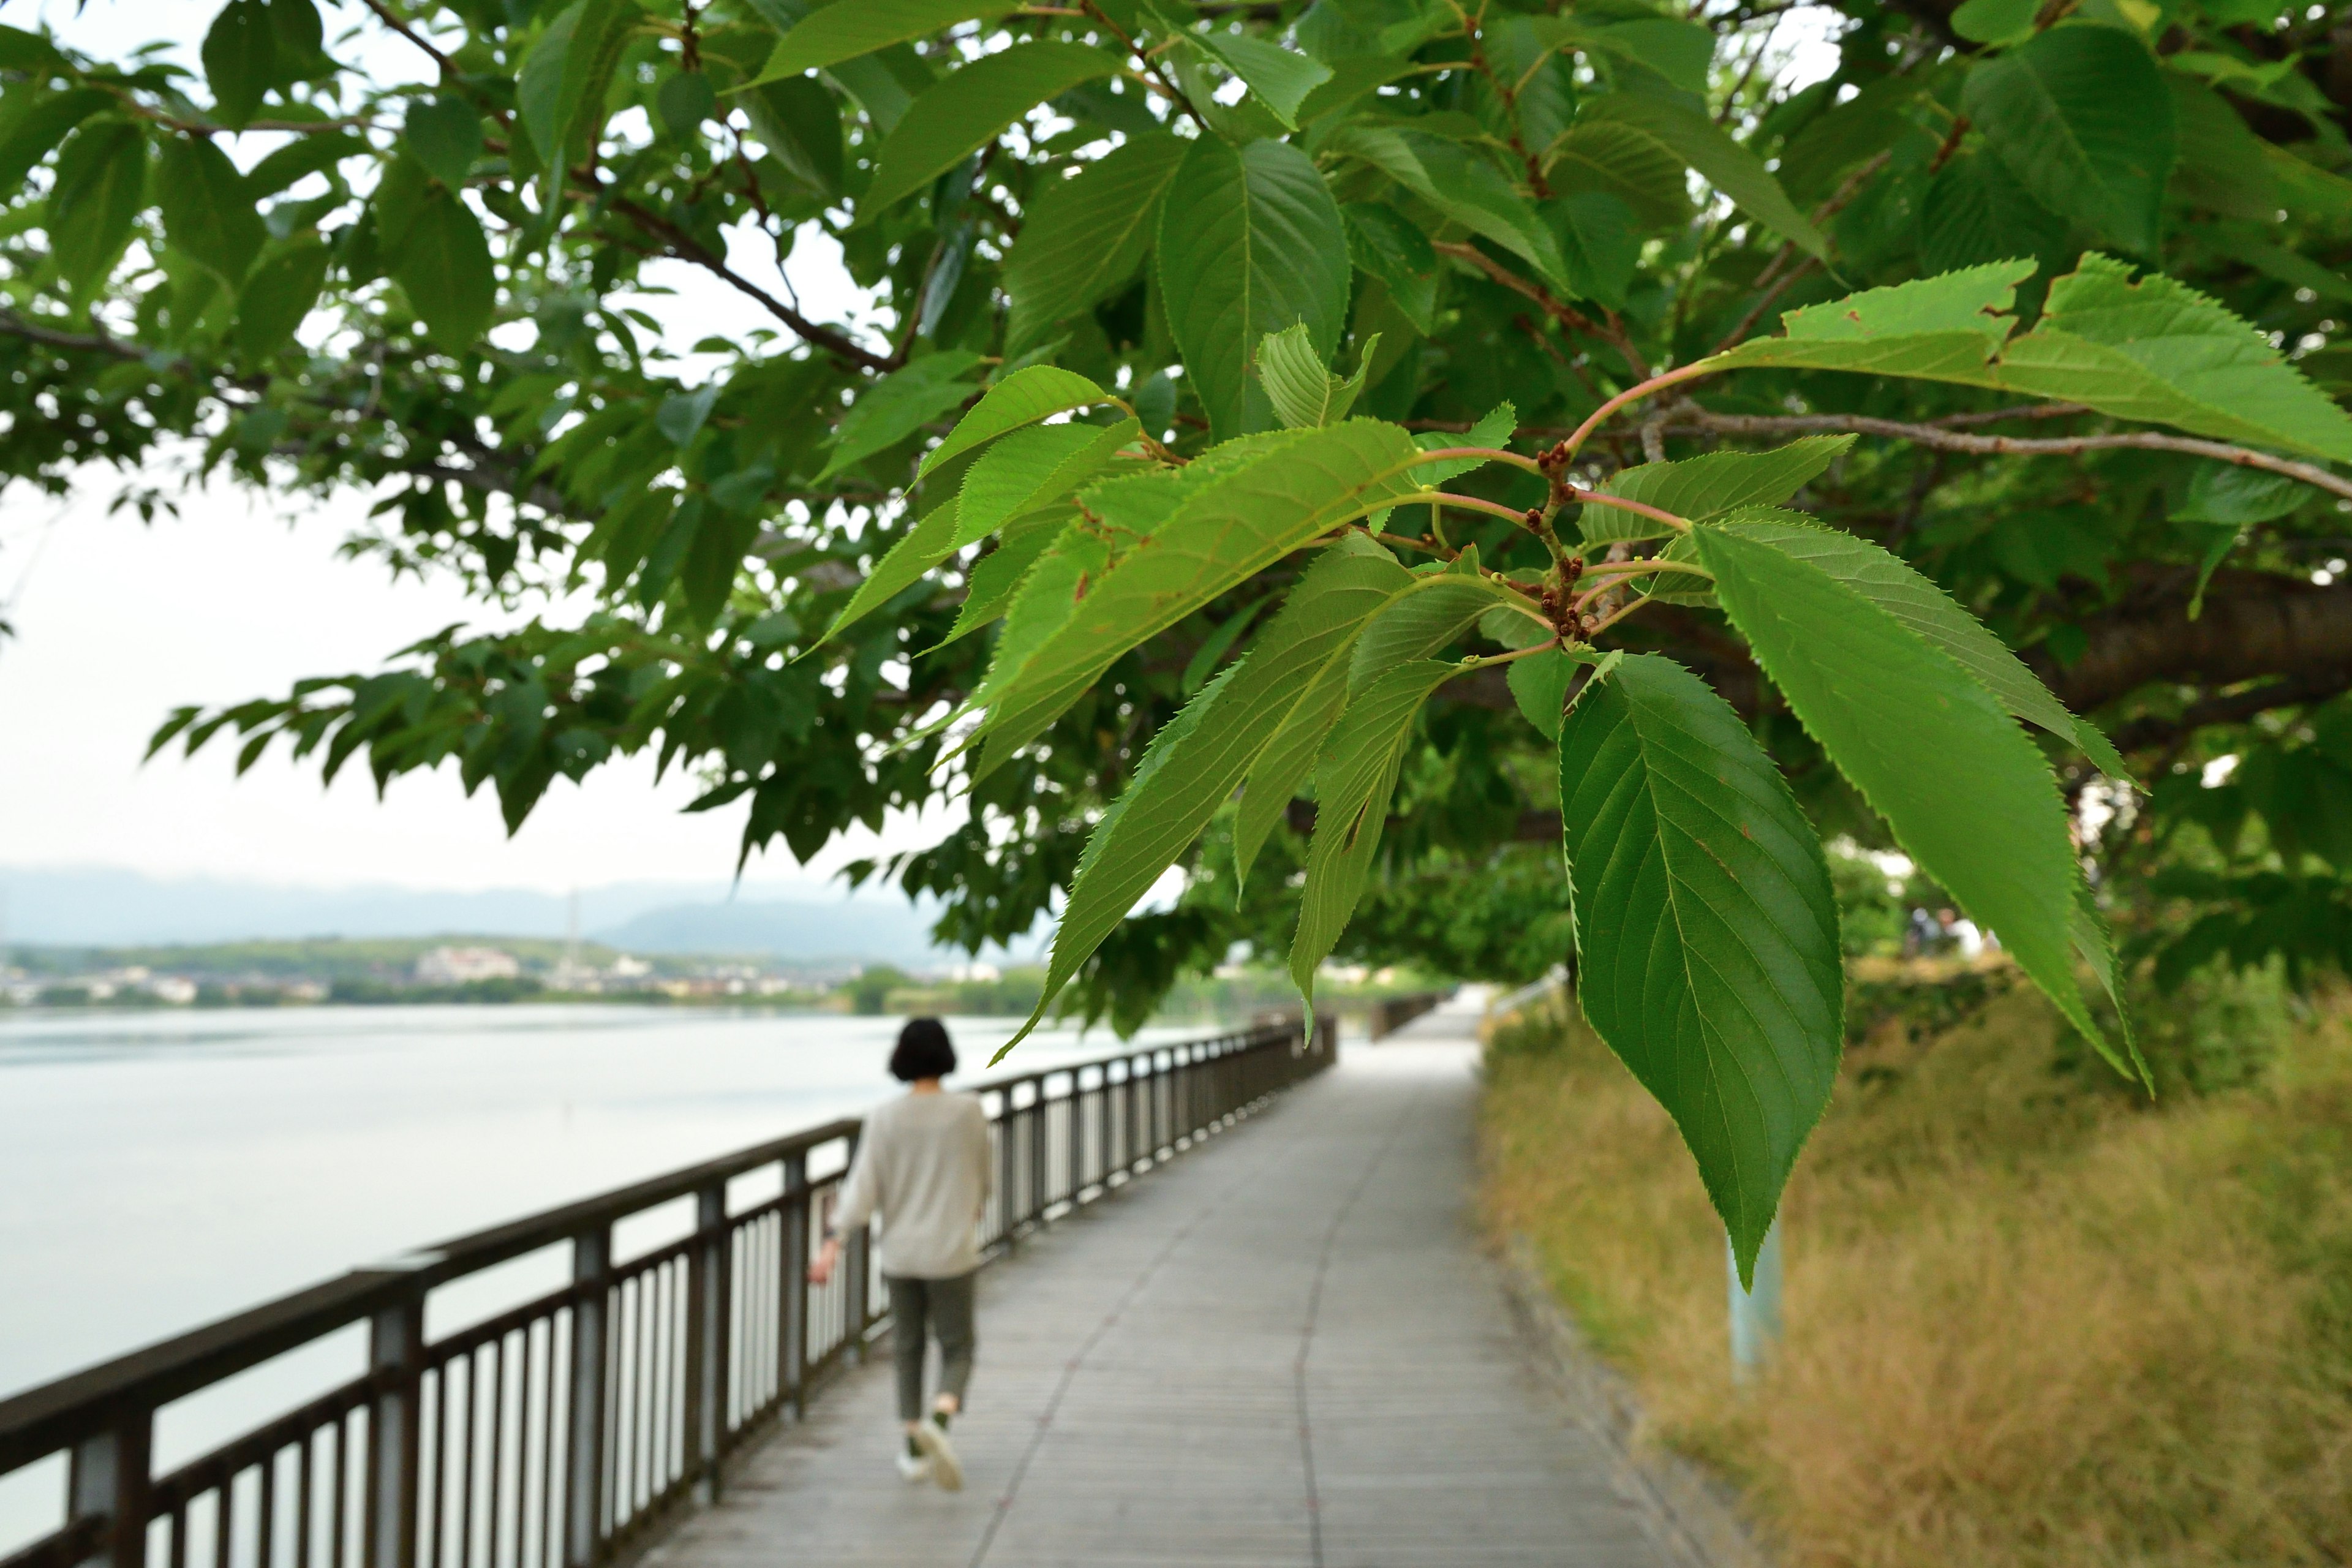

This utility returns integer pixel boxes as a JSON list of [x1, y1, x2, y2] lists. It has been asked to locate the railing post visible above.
[[684, 1181, 731, 1501], [564, 1228, 611, 1568], [996, 1096, 1019, 1241], [1027, 1086, 1047, 1224], [779, 1152, 809, 1419], [840, 1128, 871, 1354], [1065, 1073, 1084, 1205], [68, 1411, 151, 1568], [363, 1293, 424, 1568]]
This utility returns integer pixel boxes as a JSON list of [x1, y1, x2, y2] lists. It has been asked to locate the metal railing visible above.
[[1364, 990, 1451, 1040], [0, 1016, 1336, 1568]]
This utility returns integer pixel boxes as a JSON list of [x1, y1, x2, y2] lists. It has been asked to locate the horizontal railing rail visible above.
[[0, 1014, 1337, 1568]]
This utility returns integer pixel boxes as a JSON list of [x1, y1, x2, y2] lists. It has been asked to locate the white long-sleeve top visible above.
[[831, 1090, 992, 1279]]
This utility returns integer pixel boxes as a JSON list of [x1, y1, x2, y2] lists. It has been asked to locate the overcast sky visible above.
[[0, 0, 922, 893]]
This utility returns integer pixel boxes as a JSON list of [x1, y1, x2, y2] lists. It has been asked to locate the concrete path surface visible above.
[[642, 995, 1668, 1567]]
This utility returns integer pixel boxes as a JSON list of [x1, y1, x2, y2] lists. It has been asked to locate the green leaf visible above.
[[1694, 523, 2128, 1075], [203, 0, 274, 129], [1963, 24, 2174, 255], [1917, 145, 2071, 277], [816, 496, 963, 649], [518, 0, 642, 178], [1325, 125, 1570, 292], [1346, 568, 1528, 687], [404, 97, 483, 189], [1951, 0, 2037, 43], [1289, 659, 1460, 997], [1342, 201, 1439, 335], [998, 546, 1417, 1052], [1547, 118, 1694, 232], [859, 42, 1120, 222], [993, 660, 1251, 1061], [743, 77, 845, 197], [657, 69, 719, 139], [1550, 190, 1640, 309], [1999, 254, 2352, 464], [1705, 258, 2033, 378], [967, 421, 1423, 774], [682, 507, 758, 624], [820, 352, 987, 481], [749, 0, 1014, 85], [1003, 133, 1187, 351], [234, 237, 330, 358], [0, 88, 111, 190], [243, 130, 366, 199], [915, 364, 1106, 478], [1556, 652, 1842, 1283], [930, 510, 1072, 650], [1172, 23, 1332, 130], [47, 119, 147, 295], [1569, 95, 1828, 258], [1232, 543, 1418, 887], [1509, 648, 1576, 739], [954, 418, 1136, 539], [1256, 323, 1379, 429], [1157, 137, 1351, 441], [385, 185, 496, 352], [1710, 511, 2128, 778], [1592, 437, 1853, 543], [155, 134, 266, 282]]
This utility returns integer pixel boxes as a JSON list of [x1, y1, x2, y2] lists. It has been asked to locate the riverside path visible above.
[[643, 995, 1670, 1568]]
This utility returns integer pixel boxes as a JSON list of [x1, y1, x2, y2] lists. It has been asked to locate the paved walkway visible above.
[[644, 998, 1668, 1567]]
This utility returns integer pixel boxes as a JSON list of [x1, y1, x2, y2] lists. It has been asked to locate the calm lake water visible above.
[[0, 1003, 1219, 1547]]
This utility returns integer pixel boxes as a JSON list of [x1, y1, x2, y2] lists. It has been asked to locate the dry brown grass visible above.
[[1480, 983, 2352, 1567]]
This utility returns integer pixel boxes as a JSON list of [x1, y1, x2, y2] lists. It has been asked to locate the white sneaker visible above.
[[895, 1450, 932, 1485], [911, 1420, 963, 1492]]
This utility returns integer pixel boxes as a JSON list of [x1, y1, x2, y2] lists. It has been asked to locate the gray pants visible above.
[[885, 1270, 976, 1422]]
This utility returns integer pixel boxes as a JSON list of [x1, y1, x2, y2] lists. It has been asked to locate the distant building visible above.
[[415, 946, 522, 986], [146, 976, 197, 1005]]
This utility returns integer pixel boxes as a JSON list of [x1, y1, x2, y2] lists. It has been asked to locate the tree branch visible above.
[[1668, 407, 2352, 505]]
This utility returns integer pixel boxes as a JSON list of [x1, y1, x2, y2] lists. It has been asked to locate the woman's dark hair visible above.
[[889, 1017, 957, 1082]]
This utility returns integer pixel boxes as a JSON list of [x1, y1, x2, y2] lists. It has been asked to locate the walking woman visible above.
[[809, 1017, 990, 1490]]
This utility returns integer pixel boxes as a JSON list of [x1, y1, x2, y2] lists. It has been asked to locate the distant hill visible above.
[[0, 866, 1041, 965]]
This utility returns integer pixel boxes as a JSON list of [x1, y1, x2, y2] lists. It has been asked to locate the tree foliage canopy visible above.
[[11, 0, 2352, 1272]]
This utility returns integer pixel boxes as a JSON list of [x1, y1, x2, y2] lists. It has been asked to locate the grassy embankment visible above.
[[1481, 967, 2352, 1567]]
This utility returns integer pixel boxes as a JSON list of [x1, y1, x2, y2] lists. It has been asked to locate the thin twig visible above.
[[1432, 241, 1649, 380]]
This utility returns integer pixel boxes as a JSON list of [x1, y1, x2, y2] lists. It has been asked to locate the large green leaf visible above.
[[1998, 254, 2352, 464], [0, 89, 111, 191], [812, 496, 962, 651], [967, 420, 1422, 774], [518, 0, 641, 176], [1163, 11, 1332, 129], [1708, 256, 2352, 462], [403, 97, 484, 190], [859, 42, 1119, 221], [1709, 511, 2128, 777], [47, 119, 147, 294], [1324, 125, 1570, 292], [1695, 524, 2127, 1074], [956, 419, 1135, 539], [915, 364, 1106, 478], [155, 134, 266, 282], [385, 185, 496, 352], [1346, 565, 1528, 686], [1556, 652, 1842, 1283], [818, 352, 986, 481], [1588, 436, 1853, 543], [1003, 134, 1187, 352], [930, 510, 1073, 650], [1289, 659, 1461, 996], [1704, 259, 2030, 378], [202, 0, 274, 129], [1964, 24, 2174, 256], [234, 238, 330, 359], [1547, 118, 1694, 232], [1003, 544, 1416, 1051], [751, 0, 1014, 85], [1568, 95, 1827, 258], [1156, 137, 1351, 441]]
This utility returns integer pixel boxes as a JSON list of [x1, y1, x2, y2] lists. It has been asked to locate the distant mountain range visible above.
[[0, 865, 1042, 964]]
